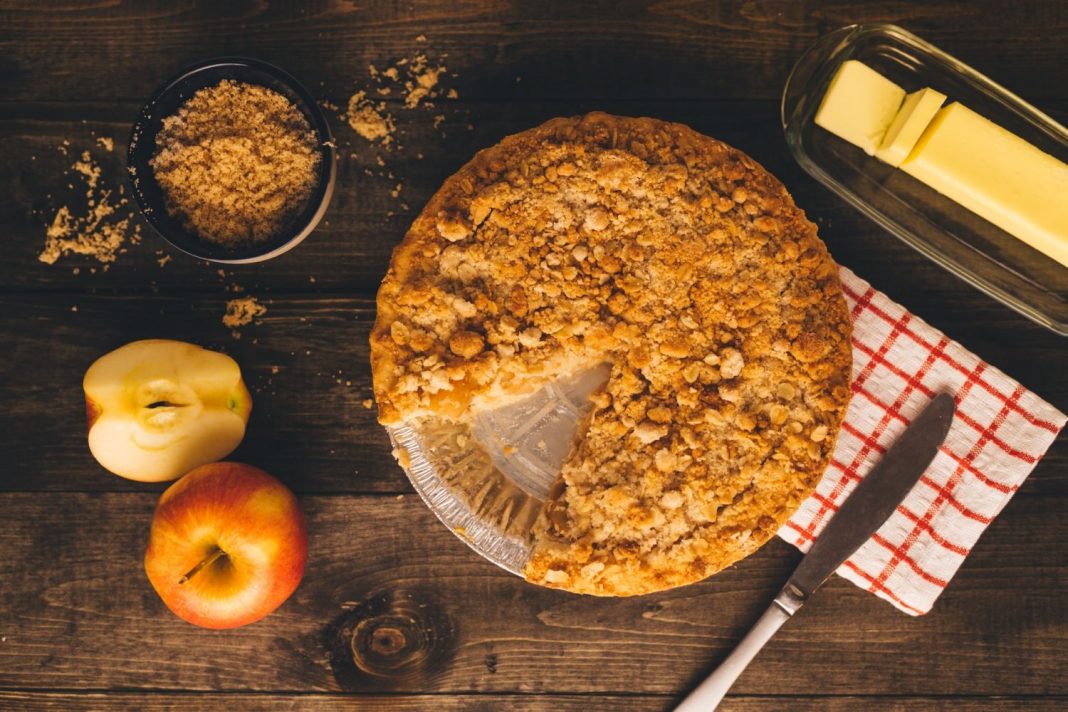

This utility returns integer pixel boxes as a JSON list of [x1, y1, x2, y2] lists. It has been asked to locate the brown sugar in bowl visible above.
[[127, 57, 336, 264]]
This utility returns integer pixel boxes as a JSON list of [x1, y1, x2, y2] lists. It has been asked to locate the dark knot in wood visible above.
[[325, 588, 455, 690], [368, 624, 406, 655], [351, 612, 428, 674]]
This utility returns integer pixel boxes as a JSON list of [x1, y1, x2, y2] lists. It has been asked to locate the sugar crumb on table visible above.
[[39, 143, 142, 266], [346, 90, 395, 145], [340, 40, 461, 152], [402, 56, 447, 109], [223, 295, 267, 339]]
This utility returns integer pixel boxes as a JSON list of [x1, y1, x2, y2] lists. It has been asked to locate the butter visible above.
[[902, 102, 1068, 268], [814, 60, 905, 155], [875, 87, 946, 167]]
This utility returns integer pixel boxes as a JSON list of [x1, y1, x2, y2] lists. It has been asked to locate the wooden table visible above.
[[1, 2, 1065, 710]]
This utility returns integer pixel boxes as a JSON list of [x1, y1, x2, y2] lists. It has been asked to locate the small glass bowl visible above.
[[782, 24, 1068, 336], [127, 57, 337, 264]]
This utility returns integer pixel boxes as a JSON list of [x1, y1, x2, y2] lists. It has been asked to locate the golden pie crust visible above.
[[371, 113, 852, 596]]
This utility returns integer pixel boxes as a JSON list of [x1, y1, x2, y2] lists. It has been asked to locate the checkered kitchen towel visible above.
[[779, 266, 1066, 615]]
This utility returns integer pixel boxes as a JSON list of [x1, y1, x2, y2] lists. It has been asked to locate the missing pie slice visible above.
[[371, 113, 852, 596]]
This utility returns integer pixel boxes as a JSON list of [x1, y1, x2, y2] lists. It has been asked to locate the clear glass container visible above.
[[782, 24, 1068, 335]]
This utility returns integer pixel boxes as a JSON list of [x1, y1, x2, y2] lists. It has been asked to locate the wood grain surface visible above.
[[1, 1, 1065, 710], [2, 494, 1066, 696], [2, 694, 1067, 712]]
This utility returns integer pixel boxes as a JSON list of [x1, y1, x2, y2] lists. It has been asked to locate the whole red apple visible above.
[[144, 462, 307, 629]]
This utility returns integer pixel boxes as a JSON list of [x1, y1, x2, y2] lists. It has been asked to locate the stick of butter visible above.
[[901, 102, 1068, 268], [875, 87, 946, 167], [814, 60, 905, 155]]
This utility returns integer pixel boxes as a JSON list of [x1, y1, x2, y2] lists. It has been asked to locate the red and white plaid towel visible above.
[[779, 266, 1066, 615]]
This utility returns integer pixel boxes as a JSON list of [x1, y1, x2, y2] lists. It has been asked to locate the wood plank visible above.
[[4, 98, 1067, 293], [1, 292, 1063, 495], [3, 2, 1065, 707], [1, 691, 1066, 712], [0, 492, 1065, 695], [0, 692, 671, 712], [0, 292, 392, 494], [1, 1, 1066, 107]]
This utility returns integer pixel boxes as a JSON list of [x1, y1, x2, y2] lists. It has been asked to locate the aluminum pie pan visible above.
[[385, 364, 611, 576]]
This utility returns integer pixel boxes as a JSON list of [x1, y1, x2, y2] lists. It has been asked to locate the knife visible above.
[[674, 392, 956, 712]]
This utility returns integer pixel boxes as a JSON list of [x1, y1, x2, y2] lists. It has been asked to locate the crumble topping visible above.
[[371, 113, 852, 596]]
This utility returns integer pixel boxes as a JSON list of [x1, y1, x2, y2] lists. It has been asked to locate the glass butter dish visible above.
[[783, 24, 1068, 335]]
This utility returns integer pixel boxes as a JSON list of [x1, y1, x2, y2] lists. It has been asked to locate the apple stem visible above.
[[179, 548, 227, 585]]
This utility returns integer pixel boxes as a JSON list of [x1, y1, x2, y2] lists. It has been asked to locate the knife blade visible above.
[[784, 391, 956, 606], [675, 392, 956, 712]]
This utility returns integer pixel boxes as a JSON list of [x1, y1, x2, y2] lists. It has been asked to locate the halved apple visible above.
[[84, 339, 252, 482]]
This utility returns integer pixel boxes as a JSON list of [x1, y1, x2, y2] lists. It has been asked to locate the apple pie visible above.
[[371, 113, 852, 596]]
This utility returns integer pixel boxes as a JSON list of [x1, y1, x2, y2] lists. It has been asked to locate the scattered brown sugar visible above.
[[347, 90, 395, 145], [72, 151, 101, 189], [39, 147, 142, 265], [40, 202, 136, 265], [341, 43, 460, 151], [223, 295, 267, 339], [151, 80, 322, 247], [404, 61, 445, 109]]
